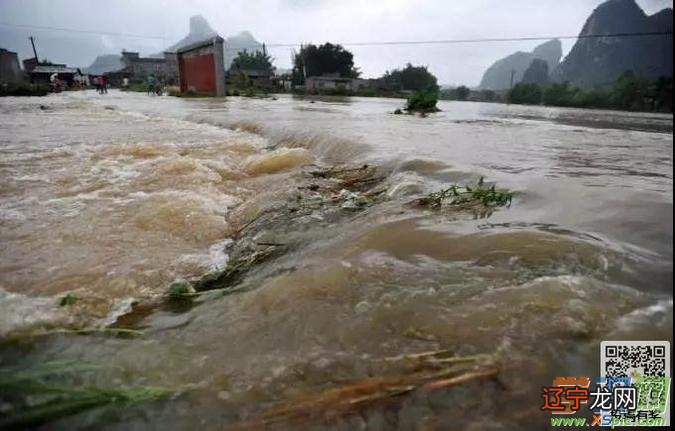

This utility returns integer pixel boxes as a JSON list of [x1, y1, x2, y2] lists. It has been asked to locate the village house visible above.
[[304, 74, 376, 93], [29, 64, 82, 87], [226, 68, 273, 89], [22, 57, 40, 72], [106, 51, 178, 86]]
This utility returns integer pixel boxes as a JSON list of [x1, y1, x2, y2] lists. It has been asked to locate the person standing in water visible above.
[[147, 74, 156, 96]]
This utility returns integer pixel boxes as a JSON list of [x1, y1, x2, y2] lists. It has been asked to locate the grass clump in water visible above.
[[405, 89, 440, 114], [167, 280, 195, 301], [0, 361, 175, 429], [59, 294, 78, 306], [416, 177, 513, 209]]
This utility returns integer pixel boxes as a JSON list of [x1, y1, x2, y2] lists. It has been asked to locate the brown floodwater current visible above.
[[0, 91, 672, 429]]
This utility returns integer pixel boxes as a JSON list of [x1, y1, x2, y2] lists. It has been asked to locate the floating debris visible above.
[[227, 350, 499, 429]]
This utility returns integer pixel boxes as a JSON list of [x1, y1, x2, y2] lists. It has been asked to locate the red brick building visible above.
[[177, 37, 225, 96]]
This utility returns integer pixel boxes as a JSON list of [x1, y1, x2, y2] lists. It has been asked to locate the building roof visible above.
[[306, 75, 353, 82], [176, 36, 225, 54], [31, 65, 79, 74], [132, 58, 166, 63]]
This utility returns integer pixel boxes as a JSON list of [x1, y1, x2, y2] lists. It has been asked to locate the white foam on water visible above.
[[0, 288, 72, 337]]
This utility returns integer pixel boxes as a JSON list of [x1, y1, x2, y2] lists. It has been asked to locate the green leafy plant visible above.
[[405, 89, 440, 113], [417, 177, 513, 209]]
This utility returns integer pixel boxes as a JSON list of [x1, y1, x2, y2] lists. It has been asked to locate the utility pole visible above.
[[29, 36, 39, 62], [301, 43, 307, 81]]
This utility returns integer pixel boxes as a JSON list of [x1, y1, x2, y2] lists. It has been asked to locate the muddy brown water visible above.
[[0, 91, 672, 429]]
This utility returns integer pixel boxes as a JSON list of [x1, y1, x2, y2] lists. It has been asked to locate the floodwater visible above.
[[0, 91, 672, 429]]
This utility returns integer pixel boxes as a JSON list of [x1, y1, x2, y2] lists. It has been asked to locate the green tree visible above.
[[650, 76, 673, 112], [230, 49, 274, 74], [542, 82, 578, 106], [292, 43, 359, 84], [455, 85, 470, 101], [519, 73, 672, 113], [478, 89, 497, 102], [380, 64, 438, 92], [508, 83, 542, 105], [611, 71, 649, 111]]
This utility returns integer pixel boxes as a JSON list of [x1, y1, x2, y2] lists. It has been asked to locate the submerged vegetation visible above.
[[404, 88, 440, 113], [416, 177, 513, 209], [59, 293, 78, 306], [0, 361, 174, 429]]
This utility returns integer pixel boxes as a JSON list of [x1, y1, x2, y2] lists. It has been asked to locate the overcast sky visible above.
[[1, 0, 672, 85]]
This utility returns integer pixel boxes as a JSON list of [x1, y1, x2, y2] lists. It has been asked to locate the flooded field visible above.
[[0, 91, 672, 429]]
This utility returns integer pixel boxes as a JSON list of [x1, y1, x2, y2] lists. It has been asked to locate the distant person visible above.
[[147, 74, 156, 96], [122, 77, 129, 89], [49, 73, 61, 93], [101, 75, 108, 94], [93, 76, 101, 94]]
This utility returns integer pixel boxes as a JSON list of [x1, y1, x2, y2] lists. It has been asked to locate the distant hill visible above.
[[162, 15, 263, 68], [83, 15, 264, 74], [479, 39, 562, 90], [521, 59, 550, 86], [223, 31, 263, 68], [83, 54, 124, 75], [551, 0, 673, 88], [163, 15, 218, 53], [0, 26, 141, 70]]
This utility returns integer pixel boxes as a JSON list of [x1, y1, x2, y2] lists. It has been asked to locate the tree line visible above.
[[226, 42, 672, 113], [508, 72, 673, 112]]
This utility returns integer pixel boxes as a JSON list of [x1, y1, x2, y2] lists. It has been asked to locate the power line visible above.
[[0, 22, 166, 40], [0, 21, 671, 47], [267, 31, 673, 48]]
